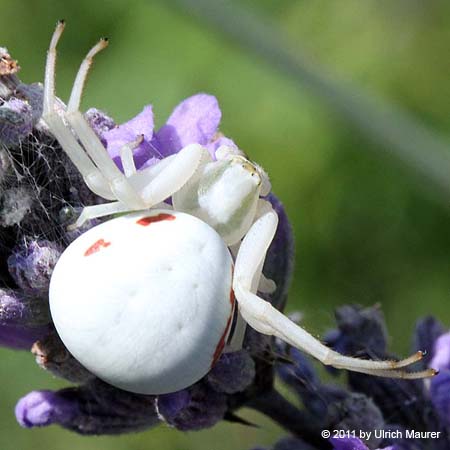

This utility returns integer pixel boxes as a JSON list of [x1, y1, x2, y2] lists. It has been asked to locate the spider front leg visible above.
[[233, 211, 436, 379], [43, 21, 117, 201], [68, 142, 205, 228]]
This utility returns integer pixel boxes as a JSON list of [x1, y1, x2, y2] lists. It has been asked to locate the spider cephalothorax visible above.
[[45, 21, 436, 395]]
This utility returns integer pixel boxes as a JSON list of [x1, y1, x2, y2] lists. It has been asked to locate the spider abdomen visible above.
[[49, 210, 234, 394]]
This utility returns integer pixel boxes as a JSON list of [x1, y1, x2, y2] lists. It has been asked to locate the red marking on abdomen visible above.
[[211, 301, 235, 368], [136, 213, 176, 226], [230, 288, 236, 307], [84, 239, 111, 256]]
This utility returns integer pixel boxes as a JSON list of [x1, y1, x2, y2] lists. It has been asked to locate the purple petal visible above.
[[430, 369, 450, 425], [15, 390, 78, 428], [206, 134, 238, 159], [431, 332, 450, 371], [103, 105, 156, 171], [154, 93, 221, 156], [0, 324, 50, 349], [330, 437, 369, 450]]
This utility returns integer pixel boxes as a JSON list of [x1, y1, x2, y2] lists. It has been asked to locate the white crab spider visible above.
[[45, 21, 435, 395]]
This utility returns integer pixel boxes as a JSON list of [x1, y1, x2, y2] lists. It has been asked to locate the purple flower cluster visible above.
[[0, 60, 294, 435], [251, 308, 450, 450], [2, 50, 449, 450]]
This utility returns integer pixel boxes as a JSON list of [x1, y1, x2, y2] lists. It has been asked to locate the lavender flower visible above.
[[101, 93, 238, 172], [429, 332, 450, 426], [16, 380, 159, 435], [0, 59, 294, 438], [2, 48, 450, 450]]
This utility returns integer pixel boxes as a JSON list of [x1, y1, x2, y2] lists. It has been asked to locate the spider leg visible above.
[[62, 37, 145, 209], [43, 21, 115, 200], [254, 199, 276, 293], [131, 144, 209, 207], [67, 201, 132, 230], [226, 201, 275, 351], [119, 135, 143, 177], [233, 211, 436, 379], [171, 146, 213, 212], [66, 36, 108, 113]]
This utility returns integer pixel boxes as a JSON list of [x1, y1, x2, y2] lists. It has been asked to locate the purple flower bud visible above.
[[348, 373, 428, 431], [0, 288, 50, 326], [15, 390, 78, 428], [0, 97, 33, 145], [32, 331, 95, 383], [8, 240, 62, 295], [16, 380, 159, 435], [157, 382, 227, 431], [207, 350, 255, 394], [326, 305, 388, 358]]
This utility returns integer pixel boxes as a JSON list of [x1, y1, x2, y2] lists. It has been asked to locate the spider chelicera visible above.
[[45, 21, 436, 395]]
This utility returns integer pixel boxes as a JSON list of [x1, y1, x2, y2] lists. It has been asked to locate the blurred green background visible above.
[[1, 1, 450, 449]]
